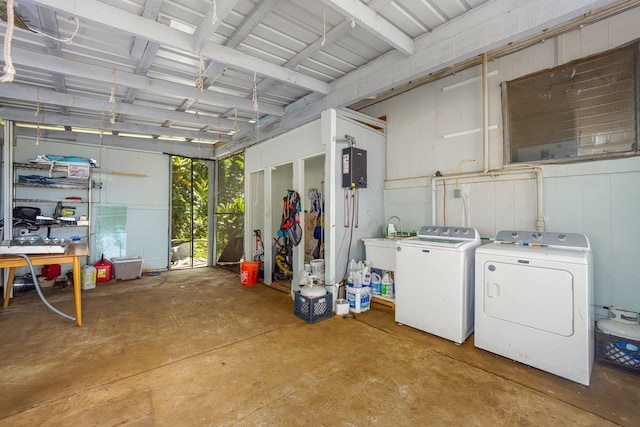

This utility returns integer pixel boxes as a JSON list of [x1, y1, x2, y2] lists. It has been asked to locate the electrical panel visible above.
[[342, 147, 367, 188]]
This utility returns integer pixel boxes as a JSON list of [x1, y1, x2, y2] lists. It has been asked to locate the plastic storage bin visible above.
[[294, 291, 332, 323], [112, 256, 143, 281]]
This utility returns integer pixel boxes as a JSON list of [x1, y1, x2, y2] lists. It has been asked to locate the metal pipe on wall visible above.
[[482, 53, 489, 173], [430, 51, 546, 232], [430, 167, 545, 231]]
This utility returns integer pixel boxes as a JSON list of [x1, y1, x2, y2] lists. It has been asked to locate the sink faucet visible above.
[[386, 216, 402, 237]]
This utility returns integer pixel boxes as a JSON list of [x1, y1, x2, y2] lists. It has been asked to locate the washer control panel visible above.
[[417, 226, 479, 240], [494, 230, 590, 249]]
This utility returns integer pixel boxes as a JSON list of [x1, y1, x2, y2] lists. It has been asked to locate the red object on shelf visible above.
[[94, 255, 112, 282]]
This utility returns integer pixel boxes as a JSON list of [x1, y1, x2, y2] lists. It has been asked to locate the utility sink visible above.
[[362, 238, 401, 271]]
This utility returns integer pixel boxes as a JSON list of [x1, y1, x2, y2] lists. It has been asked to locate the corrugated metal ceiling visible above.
[[0, 0, 630, 157]]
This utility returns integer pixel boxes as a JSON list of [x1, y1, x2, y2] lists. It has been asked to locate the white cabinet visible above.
[[362, 238, 398, 305], [12, 163, 92, 245]]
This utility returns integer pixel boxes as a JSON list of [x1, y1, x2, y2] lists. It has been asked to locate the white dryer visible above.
[[395, 226, 481, 344], [474, 230, 594, 386]]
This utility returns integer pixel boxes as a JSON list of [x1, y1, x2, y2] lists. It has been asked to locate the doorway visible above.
[[215, 152, 245, 273], [270, 163, 293, 292], [170, 156, 210, 269]]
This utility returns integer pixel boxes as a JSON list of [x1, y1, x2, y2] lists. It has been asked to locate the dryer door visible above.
[[481, 261, 574, 336]]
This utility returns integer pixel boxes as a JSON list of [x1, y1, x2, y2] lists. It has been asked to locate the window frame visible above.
[[502, 41, 640, 165]]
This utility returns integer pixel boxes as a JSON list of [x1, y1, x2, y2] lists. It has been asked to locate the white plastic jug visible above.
[[371, 272, 382, 295], [362, 265, 372, 286], [381, 271, 394, 298], [81, 265, 97, 290]]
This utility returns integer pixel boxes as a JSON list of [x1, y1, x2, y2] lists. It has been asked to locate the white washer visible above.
[[475, 230, 594, 386], [395, 226, 481, 344]]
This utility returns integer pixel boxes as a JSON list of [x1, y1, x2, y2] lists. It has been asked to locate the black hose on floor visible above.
[[15, 254, 75, 322]]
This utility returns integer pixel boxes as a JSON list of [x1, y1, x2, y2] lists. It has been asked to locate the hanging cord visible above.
[[34, 16, 80, 45], [233, 107, 238, 134], [211, 0, 218, 25], [194, 54, 204, 119], [1, 0, 16, 83], [321, 7, 326, 46], [15, 254, 75, 322], [252, 71, 260, 141], [252, 71, 259, 112], [35, 90, 41, 145], [109, 68, 116, 124], [350, 0, 356, 28]]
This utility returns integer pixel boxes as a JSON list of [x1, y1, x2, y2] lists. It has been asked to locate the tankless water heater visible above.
[[342, 146, 367, 188]]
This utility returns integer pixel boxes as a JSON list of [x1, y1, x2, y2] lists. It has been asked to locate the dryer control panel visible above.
[[494, 230, 590, 249]]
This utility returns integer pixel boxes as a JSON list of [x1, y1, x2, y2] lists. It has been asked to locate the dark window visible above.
[[503, 43, 638, 163]]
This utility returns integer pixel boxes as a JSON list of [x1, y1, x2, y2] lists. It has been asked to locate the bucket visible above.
[[346, 285, 371, 313], [336, 298, 349, 315], [310, 259, 325, 274], [240, 261, 259, 286]]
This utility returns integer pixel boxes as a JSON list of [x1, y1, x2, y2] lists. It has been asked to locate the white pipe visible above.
[[482, 53, 489, 173], [535, 167, 545, 231], [429, 52, 546, 231], [430, 166, 545, 231], [431, 175, 437, 225]]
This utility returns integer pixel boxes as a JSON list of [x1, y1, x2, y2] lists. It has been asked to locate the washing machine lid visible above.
[[400, 226, 480, 249]]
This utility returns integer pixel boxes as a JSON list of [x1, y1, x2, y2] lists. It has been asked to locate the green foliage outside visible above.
[[215, 152, 245, 261], [171, 157, 210, 261], [171, 152, 245, 265]]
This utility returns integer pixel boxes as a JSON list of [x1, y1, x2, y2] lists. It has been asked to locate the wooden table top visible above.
[[0, 242, 89, 266]]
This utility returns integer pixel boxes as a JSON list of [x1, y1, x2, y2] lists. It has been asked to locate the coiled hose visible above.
[[15, 254, 75, 322]]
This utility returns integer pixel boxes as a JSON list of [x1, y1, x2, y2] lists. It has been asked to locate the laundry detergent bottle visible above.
[[381, 271, 394, 298]]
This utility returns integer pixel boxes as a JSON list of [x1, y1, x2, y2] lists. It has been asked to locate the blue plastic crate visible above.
[[294, 291, 332, 323]]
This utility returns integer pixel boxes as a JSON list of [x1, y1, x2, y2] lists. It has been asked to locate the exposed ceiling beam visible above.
[[15, 128, 216, 159], [0, 84, 252, 133], [129, 0, 164, 60], [326, 0, 627, 111], [9, 47, 285, 117], [16, 3, 70, 116], [321, 0, 414, 56], [122, 0, 164, 124], [0, 107, 231, 142], [254, 0, 390, 103], [202, 0, 281, 87], [194, 0, 241, 52], [25, 0, 330, 95]]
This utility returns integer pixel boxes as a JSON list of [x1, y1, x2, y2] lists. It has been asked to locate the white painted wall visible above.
[[14, 136, 170, 270], [324, 110, 387, 287], [245, 120, 325, 287], [362, 8, 640, 315], [245, 111, 386, 292]]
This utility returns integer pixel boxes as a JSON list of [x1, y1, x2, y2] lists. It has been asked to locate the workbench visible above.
[[1, 243, 89, 326]]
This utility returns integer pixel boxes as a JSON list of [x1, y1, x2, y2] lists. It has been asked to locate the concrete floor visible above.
[[0, 267, 638, 426]]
